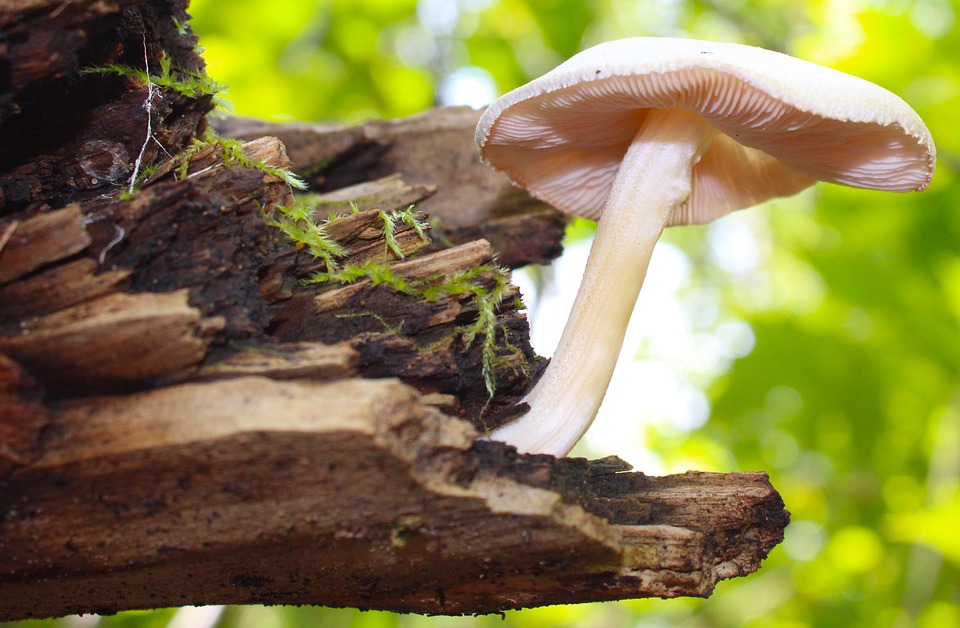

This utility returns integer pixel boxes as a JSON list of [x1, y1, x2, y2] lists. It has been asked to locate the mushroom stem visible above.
[[491, 108, 717, 456]]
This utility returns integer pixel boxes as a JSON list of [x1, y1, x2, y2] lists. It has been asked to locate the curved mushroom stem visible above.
[[490, 108, 717, 456]]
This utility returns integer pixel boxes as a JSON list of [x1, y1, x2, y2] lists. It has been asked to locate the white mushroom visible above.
[[476, 37, 935, 457]]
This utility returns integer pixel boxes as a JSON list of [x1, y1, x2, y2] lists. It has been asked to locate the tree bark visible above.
[[0, 0, 789, 620]]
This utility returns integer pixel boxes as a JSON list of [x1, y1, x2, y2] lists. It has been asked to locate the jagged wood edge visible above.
[[0, 376, 787, 619]]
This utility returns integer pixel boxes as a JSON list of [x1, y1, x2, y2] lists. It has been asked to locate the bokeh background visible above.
[[7, 1, 959, 626]]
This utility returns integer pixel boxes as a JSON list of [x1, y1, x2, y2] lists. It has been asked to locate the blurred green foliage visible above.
[[7, 1, 958, 627]]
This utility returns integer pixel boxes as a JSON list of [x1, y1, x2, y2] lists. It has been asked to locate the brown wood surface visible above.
[[215, 108, 568, 269], [0, 376, 787, 618]]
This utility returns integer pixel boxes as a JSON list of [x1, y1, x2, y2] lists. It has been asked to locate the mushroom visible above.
[[476, 37, 935, 456]]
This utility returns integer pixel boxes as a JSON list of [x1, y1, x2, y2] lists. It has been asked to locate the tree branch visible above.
[[0, 376, 786, 619]]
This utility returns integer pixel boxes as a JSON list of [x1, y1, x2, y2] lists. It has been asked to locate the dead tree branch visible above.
[[0, 0, 788, 620]]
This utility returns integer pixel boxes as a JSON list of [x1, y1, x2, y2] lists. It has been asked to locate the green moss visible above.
[[116, 162, 162, 200], [172, 17, 190, 37], [459, 264, 530, 399], [308, 256, 526, 399], [83, 50, 226, 106], [112, 127, 306, 198], [261, 176, 526, 404], [171, 128, 306, 190], [336, 311, 406, 336], [263, 197, 348, 271], [380, 206, 430, 259], [86, 52, 304, 197]]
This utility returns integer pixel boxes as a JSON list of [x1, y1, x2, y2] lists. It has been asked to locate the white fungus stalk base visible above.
[[489, 109, 718, 456]]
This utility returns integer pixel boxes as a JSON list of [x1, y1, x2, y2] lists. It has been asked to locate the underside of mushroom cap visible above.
[[477, 37, 936, 225]]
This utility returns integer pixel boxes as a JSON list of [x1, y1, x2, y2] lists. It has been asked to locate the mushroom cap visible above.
[[476, 37, 936, 225]]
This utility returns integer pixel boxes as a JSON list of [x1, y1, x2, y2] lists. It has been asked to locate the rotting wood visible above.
[[0, 221, 16, 255], [0, 258, 130, 320], [309, 173, 438, 216], [266, 221, 540, 426], [0, 353, 50, 476], [0, 290, 222, 395], [216, 108, 568, 269], [0, 0, 789, 619], [0, 0, 210, 215], [192, 341, 357, 383], [0, 376, 788, 619], [0, 205, 91, 284]]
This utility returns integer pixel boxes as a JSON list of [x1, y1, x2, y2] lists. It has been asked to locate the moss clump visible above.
[[263, 198, 348, 272], [83, 50, 226, 106], [87, 51, 304, 198], [381, 206, 430, 259], [115, 129, 307, 199], [174, 129, 308, 190], [269, 196, 527, 401], [308, 253, 527, 399]]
